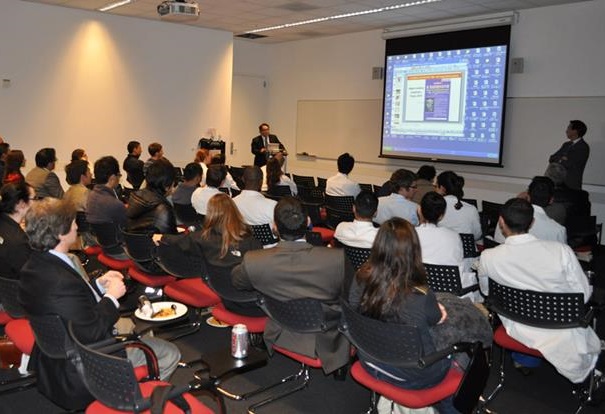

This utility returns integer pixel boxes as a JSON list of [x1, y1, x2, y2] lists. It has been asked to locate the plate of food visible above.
[[206, 316, 230, 328], [134, 301, 188, 322]]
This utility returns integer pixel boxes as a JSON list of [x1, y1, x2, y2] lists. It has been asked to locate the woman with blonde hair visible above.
[[163, 193, 263, 314]]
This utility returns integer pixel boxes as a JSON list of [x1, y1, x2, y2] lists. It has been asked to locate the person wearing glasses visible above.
[[374, 168, 419, 225], [251, 122, 287, 167]]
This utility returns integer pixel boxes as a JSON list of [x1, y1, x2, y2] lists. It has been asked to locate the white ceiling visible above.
[[23, 0, 587, 43]]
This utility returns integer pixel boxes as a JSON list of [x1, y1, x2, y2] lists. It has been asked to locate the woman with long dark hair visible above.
[[349, 217, 456, 412], [435, 171, 482, 241], [0, 181, 34, 279], [266, 157, 297, 196], [3, 150, 26, 185]]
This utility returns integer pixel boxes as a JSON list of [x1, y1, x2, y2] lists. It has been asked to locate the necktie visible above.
[[68, 253, 101, 302]]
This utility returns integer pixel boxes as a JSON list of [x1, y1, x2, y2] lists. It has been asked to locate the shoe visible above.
[[513, 361, 532, 376], [333, 366, 347, 381]]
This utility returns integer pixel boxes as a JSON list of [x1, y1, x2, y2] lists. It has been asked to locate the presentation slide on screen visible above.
[[382, 46, 508, 164]]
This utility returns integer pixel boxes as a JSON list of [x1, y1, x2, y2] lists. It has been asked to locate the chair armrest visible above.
[[419, 342, 476, 368], [459, 283, 480, 296]]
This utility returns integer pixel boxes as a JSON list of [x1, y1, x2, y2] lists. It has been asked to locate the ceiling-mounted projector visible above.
[[157, 0, 200, 21]]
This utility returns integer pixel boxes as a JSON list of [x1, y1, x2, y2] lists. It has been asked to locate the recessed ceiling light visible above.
[[244, 0, 442, 34], [98, 0, 135, 12]]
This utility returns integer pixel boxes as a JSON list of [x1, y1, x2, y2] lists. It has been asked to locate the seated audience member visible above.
[[417, 192, 478, 301], [25, 147, 64, 199], [3, 150, 26, 185], [0, 142, 10, 181], [0, 181, 34, 279], [172, 162, 202, 206], [348, 218, 456, 413], [260, 151, 284, 192], [435, 171, 481, 241], [19, 199, 180, 409], [334, 191, 378, 248], [544, 162, 591, 222], [163, 193, 263, 314], [412, 165, 436, 204], [123, 140, 145, 190], [127, 158, 178, 235], [266, 156, 297, 196], [143, 142, 164, 176], [374, 169, 419, 226], [210, 153, 240, 193], [194, 148, 212, 186], [63, 159, 92, 212], [233, 166, 277, 226], [191, 164, 226, 215], [232, 197, 353, 375], [70, 148, 88, 162], [326, 153, 361, 197], [478, 198, 599, 382], [495, 177, 566, 244]]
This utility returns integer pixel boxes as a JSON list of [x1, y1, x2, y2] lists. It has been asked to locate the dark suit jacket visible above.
[[123, 154, 145, 189], [549, 138, 590, 190], [0, 213, 31, 279], [251, 134, 285, 167], [19, 251, 120, 409], [232, 241, 353, 373]]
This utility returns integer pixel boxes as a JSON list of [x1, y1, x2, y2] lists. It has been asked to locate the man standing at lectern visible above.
[[548, 120, 589, 190], [251, 123, 287, 167]]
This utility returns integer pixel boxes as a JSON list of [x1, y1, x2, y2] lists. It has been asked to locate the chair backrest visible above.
[[174, 167, 184, 183], [203, 269, 258, 303], [76, 211, 92, 234], [298, 185, 324, 205], [173, 203, 205, 227], [359, 183, 373, 193], [459, 233, 478, 258], [481, 200, 503, 237], [324, 195, 354, 212], [325, 206, 355, 230], [292, 174, 315, 188], [317, 177, 327, 190], [482, 237, 500, 250], [90, 222, 124, 256], [343, 245, 371, 271], [566, 215, 600, 247], [372, 184, 382, 196], [28, 314, 72, 359], [487, 279, 587, 329], [462, 198, 478, 208], [218, 187, 231, 196], [229, 166, 245, 189], [305, 231, 324, 246], [68, 322, 144, 411], [0, 276, 27, 318], [268, 185, 292, 198], [250, 223, 279, 246], [424, 264, 464, 295], [155, 241, 207, 278], [339, 301, 423, 368], [120, 230, 156, 262], [258, 295, 333, 333]]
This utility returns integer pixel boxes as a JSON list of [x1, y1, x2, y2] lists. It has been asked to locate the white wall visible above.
[[232, 0, 605, 225], [0, 0, 233, 176]]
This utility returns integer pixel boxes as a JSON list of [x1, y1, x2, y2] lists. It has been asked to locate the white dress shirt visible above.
[[191, 186, 220, 215], [438, 195, 482, 241], [375, 193, 419, 226], [326, 173, 361, 197], [494, 204, 567, 244], [233, 190, 277, 226], [416, 223, 479, 301], [478, 233, 599, 383], [334, 220, 378, 248]]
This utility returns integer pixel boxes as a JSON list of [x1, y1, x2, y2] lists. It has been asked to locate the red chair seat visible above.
[[128, 267, 176, 288], [5, 319, 35, 355], [85, 380, 214, 413], [493, 325, 543, 357], [313, 227, 334, 244], [0, 310, 14, 325], [164, 279, 220, 308], [98, 253, 133, 270], [350, 360, 463, 408], [211, 303, 267, 333], [84, 245, 103, 256], [272, 345, 323, 368]]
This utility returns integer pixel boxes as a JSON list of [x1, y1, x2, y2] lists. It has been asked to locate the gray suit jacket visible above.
[[25, 166, 64, 199], [232, 240, 353, 373]]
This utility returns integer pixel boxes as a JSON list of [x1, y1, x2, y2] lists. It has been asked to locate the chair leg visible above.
[[246, 364, 311, 413], [483, 346, 506, 404], [217, 362, 308, 401], [574, 369, 604, 414]]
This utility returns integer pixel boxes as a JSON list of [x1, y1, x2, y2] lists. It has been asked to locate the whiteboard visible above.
[[295, 97, 605, 187]]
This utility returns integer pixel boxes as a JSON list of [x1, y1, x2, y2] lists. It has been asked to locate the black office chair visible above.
[[155, 241, 207, 278], [228, 166, 246, 189], [292, 174, 315, 188], [343, 245, 372, 271], [89, 222, 131, 270], [173, 203, 205, 228], [359, 183, 373, 193], [324, 194, 355, 212], [481, 200, 503, 238], [459, 233, 478, 258], [424, 263, 479, 297], [484, 279, 600, 412], [267, 185, 292, 198], [250, 223, 279, 246], [339, 301, 489, 414], [317, 177, 327, 191], [325, 206, 355, 230], [462, 198, 478, 208]]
